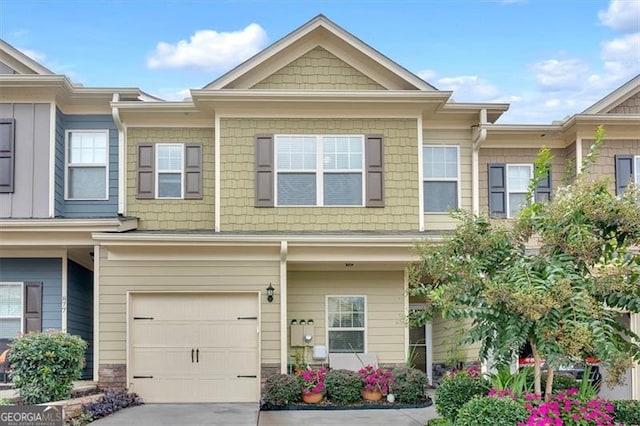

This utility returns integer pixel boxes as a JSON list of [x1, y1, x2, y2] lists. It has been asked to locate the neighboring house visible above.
[[0, 40, 140, 377], [0, 15, 638, 401]]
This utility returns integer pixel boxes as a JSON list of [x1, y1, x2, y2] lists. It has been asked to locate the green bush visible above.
[[263, 374, 301, 406], [454, 396, 529, 426], [435, 370, 490, 422], [391, 366, 427, 403], [427, 419, 452, 426], [612, 400, 640, 425], [325, 369, 362, 404], [542, 373, 579, 394], [8, 331, 87, 404]]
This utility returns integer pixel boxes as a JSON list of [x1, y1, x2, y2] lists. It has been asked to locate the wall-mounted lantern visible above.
[[266, 283, 274, 303]]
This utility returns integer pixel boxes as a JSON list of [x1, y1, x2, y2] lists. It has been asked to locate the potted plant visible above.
[[358, 365, 394, 401], [297, 367, 328, 403]]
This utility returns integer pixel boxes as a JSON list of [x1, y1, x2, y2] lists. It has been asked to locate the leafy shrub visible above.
[[0, 397, 10, 405], [612, 400, 640, 425], [427, 419, 451, 426], [435, 368, 490, 422], [83, 390, 142, 421], [542, 373, 579, 394], [454, 395, 528, 426], [263, 374, 300, 406], [391, 366, 427, 403], [8, 331, 87, 404], [325, 369, 362, 404]]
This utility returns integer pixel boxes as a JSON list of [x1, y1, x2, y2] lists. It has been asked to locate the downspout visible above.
[[111, 94, 126, 215], [471, 109, 487, 215], [575, 137, 583, 175]]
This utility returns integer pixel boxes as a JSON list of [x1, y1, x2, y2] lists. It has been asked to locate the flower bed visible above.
[[261, 397, 432, 411]]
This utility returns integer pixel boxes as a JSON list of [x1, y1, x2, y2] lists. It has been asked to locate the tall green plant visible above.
[[409, 126, 640, 400]]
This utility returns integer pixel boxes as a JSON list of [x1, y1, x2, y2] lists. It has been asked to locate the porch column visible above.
[[280, 241, 288, 373]]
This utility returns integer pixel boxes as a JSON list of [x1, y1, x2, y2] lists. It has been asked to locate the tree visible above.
[[409, 127, 640, 399]]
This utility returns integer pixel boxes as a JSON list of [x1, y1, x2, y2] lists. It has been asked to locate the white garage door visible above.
[[130, 293, 259, 403]]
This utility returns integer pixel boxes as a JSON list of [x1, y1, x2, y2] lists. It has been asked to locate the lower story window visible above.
[[326, 295, 366, 353], [0, 283, 22, 339]]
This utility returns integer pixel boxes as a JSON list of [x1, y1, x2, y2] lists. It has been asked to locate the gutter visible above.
[[111, 94, 126, 215], [471, 109, 488, 215]]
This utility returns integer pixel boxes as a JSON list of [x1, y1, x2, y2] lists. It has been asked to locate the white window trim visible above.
[[64, 129, 109, 201], [0, 282, 23, 338], [506, 164, 534, 219], [325, 295, 367, 354], [634, 155, 640, 185], [422, 145, 461, 214], [155, 143, 185, 200], [274, 134, 365, 207]]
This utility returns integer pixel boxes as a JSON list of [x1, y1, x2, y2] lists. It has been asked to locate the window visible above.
[[0, 283, 22, 339], [66, 130, 108, 200], [156, 144, 184, 198], [275, 135, 364, 206], [506, 164, 533, 218], [423, 146, 459, 212], [326, 296, 366, 353]]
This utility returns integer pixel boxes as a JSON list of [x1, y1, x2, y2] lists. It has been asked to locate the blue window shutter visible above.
[[615, 155, 634, 195], [534, 169, 552, 203], [488, 164, 506, 218]]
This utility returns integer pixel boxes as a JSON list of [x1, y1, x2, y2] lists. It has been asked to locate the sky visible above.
[[1, 0, 639, 124]]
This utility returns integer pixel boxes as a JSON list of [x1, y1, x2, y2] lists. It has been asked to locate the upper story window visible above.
[[275, 135, 364, 206], [423, 146, 459, 213], [136, 143, 202, 200], [489, 163, 550, 219], [65, 130, 108, 200], [326, 295, 366, 353], [156, 144, 184, 199]]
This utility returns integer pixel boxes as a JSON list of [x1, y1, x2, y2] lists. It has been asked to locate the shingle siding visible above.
[[608, 93, 640, 114]]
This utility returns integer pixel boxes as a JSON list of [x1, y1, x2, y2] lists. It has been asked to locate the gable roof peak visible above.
[[582, 73, 640, 114], [0, 39, 53, 75]]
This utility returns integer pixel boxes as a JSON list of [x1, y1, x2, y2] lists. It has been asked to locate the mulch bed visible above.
[[262, 396, 432, 411]]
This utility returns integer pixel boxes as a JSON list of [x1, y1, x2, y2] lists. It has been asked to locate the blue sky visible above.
[[1, 0, 638, 123]]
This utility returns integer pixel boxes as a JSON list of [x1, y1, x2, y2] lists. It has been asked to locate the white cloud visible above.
[[17, 47, 46, 63], [147, 23, 268, 71], [598, 0, 640, 33], [436, 75, 501, 100], [152, 88, 192, 101], [531, 59, 590, 92], [417, 69, 436, 81]]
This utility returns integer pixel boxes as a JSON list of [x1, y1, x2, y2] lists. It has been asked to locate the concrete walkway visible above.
[[91, 403, 260, 425], [258, 406, 439, 425]]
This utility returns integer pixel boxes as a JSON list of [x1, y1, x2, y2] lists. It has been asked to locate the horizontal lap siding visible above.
[[98, 250, 280, 364], [432, 316, 479, 364], [287, 271, 405, 364], [221, 118, 418, 232], [0, 258, 62, 330], [423, 129, 473, 231]]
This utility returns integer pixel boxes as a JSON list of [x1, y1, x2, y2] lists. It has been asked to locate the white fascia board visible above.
[[0, 217, 138, 232]]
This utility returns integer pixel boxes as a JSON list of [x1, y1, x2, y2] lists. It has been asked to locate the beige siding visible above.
[[564, 142, 577, 183], [608, 93, 640, 114], [98, 248, 281, 364], [287, 271, 405, 365], [422, 129, 473, 230], [251, 47, 385, 90], [220, 118, 419, 231], [582, 139, 640, 193], [432, 316, 479, 364], [478, 148, 567, 214], [126, 128, 215, 230]]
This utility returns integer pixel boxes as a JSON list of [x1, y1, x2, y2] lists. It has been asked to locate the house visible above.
[[0, 15, 638, 402]]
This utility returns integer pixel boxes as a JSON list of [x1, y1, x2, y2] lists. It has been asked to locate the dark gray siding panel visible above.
[[0, 258, 62, 331], [66, 260, 93, 378], [56, 113, 118, 218], [0, 103, 51, 218]]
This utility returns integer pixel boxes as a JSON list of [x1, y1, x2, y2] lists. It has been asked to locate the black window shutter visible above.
[[488, 164, 506, 218], [615, 155, 634, 195], [534, 169, 552, 203], [24, 282, 42, 334], [137, 144, 155, 199], [255, 134, 274, 207], [184, 144, 202, 199], [0, 119, 16, 193], [365, 134, 384, 207]]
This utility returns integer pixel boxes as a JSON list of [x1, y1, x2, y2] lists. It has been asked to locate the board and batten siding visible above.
[[67, 259, 93, 378], [0, 103, 51, 218], [0, 258, 62, 330], [422, 129, 473, 231], [220, 118, 419, 232], [97, 248, 281, 365], [287, 271, 406, 364], [54, 112, 119, 217]]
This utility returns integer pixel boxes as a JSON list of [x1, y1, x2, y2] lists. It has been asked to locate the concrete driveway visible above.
[[91, 403, 259, 425], [91, 403, 438, 425]]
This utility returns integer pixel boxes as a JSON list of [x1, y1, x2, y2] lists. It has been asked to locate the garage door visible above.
[[130, 293, 259, 403]]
